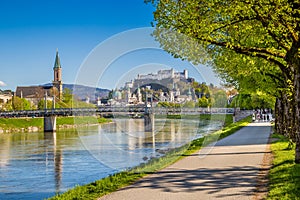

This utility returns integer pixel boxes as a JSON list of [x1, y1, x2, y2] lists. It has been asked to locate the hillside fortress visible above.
[[110, 68, 195, 106], [137, 68, 188, 80], [125, 68, 193, 90]]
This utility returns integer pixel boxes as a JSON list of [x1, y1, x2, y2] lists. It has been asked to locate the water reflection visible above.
[[44, 132, 62, 193], [78, 119, 202, 170], [0, 118, 223, 200], [0, 135, 11, 168]]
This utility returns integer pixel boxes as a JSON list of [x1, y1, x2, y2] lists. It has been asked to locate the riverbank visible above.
[[48, 116, 251, 200], [157, 114, 233, 127], [267, 134, 300, 199], [0, 116, 111, 133], [0, 114, 231, 134]]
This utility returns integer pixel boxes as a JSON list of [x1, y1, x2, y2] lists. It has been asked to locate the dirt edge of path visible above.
[[252, 130, 274, 200]]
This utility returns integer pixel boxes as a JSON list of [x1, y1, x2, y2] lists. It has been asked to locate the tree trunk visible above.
[[285, 43, 300, 163], [275, 97, 285, 134], [293, 71, 300, 163], [274, 98, 280, 133], [282, 92, 292, 138], [296, 141, 300, 164]]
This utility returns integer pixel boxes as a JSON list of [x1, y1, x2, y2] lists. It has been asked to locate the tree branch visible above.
[[251, 5, 291, 52], [211, 15, 257, 33], [202, 37, 285, 58], [262, 72, 286, 88], [199, 36, 291, 79]]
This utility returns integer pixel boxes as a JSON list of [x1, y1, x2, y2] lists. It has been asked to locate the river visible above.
[[0, 118, 223, 199]]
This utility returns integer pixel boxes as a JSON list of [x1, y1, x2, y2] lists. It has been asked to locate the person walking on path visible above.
[[99, 122, 272, 200]]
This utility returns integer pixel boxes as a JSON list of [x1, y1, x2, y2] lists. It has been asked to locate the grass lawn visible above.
[[267, 134, 300, 199], [0, 117, 43, 129], [48, 116, 251, 200], [160, 114, 233, 127], [0, 116, 111, 131], [57, 116, 111, 125]]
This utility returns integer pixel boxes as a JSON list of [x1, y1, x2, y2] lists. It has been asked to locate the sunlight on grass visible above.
[[268, 134, 300, 200], [0, 117, 43, 129], [0, 116, 110, 132]]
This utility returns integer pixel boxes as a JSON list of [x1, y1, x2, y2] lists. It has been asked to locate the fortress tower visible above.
[[52, 49, 63, 100]]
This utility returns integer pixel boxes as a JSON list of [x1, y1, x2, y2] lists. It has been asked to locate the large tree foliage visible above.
[[229, 93, 275, 110], [149, 0, 300, 163]]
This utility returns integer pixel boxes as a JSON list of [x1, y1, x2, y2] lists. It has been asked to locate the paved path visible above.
[[99, 122, 271, 200]]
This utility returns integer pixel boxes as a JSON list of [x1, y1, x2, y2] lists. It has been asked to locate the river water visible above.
[[0, 118, 223, 199]]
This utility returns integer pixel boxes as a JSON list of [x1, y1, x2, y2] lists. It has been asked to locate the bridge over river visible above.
[[0, 106, 238, 132], [0, 107, 235, 118]]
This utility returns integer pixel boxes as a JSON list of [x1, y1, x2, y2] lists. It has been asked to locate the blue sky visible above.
[[0, 0, 220, 91]]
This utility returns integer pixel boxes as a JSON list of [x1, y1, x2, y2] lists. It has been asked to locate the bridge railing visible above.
[[0, 106, 235, 118], [150, 107, 234, 114]]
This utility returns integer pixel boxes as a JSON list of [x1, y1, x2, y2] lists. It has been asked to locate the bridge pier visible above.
[[44, 115, 57, 132], [144, 113, 154, 132]]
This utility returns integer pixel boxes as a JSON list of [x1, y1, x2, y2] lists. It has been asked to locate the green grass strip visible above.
[[57, 116, 111, 125], [0, 117, 43, 129], [267, 134, 300, 200], [0, 116, 111, 131], [48, 116, 251, 200]]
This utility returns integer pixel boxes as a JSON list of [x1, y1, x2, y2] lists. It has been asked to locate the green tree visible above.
[[62, 88, 73, 106], [211, 90, 227, 108], [1, 99, 12, 111], [157, 102, 181, 108], [197, 97, 209, 108], [157, 102, 169, 107], [229, 93, 275, 110], [12, 97, 31, 110], [38, 100, 54, 110], [149, 0, 300, 163], [192, 82, 210, 99]]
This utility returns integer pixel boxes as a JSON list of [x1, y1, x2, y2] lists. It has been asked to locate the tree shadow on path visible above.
[[123, 165, 265, 199]]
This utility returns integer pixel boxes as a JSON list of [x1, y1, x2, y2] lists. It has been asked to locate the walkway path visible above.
[[99, 122, 272, 200]]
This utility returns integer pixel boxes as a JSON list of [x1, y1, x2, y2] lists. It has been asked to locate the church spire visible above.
[[53, 49, 61, 69], [53, 49, 63, 100]]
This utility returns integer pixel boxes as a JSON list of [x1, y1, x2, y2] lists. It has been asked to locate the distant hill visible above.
[[41, 83, 110, 102], [63, 84, 110, 101]]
